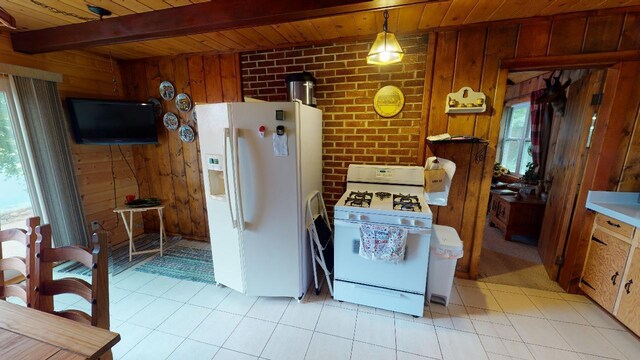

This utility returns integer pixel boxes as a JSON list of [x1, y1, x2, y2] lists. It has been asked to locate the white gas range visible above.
[[333, 165, 432, 317]]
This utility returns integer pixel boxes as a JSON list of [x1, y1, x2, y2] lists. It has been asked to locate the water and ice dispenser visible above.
[[206, 154, 225, 198]]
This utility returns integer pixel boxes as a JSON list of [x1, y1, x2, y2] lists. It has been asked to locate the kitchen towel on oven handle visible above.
[[358, 224, 408, 263]]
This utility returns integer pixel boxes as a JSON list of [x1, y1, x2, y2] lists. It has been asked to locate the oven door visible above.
[[333, 219, 431, 294]]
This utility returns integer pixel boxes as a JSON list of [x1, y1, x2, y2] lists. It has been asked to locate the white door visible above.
[[230, 103, 302, 297], [197, 104, 244, 292]]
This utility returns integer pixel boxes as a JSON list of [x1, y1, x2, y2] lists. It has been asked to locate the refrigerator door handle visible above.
[[223, 128, 237, 229], [232, 127, 246, 231]]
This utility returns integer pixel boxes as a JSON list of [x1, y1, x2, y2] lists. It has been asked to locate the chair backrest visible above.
[[0, 217, 40, 307], [34, 224, 110, 330]]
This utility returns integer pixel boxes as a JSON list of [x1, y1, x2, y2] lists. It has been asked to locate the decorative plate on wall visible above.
[[148, 97, 162, 117], [373, 85, 404, 118], [163, 112, 179, 131], [175, 93, 192, 112], [179, 124, 195, 143], [159, 81, 175, 101]]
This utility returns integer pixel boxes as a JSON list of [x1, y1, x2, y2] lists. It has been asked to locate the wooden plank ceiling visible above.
[[3, 0, 640, 59]]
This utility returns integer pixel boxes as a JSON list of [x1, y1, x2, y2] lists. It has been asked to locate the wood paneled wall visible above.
[[420, 10, 640, 279], [0, 31, 139, 246], [120, 53, 242, 241]]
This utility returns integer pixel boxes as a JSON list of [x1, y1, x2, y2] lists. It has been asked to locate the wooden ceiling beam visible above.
[[10, 0, 438, 54]]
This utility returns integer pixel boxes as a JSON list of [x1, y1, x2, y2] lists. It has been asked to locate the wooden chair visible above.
[[34, 224, 110, 332], [0, 217, 40, 307]]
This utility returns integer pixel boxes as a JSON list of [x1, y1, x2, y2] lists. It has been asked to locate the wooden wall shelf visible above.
[[426, 137, 489, 165], [445, 87, 487, 114], [426, 138, 488, 145]]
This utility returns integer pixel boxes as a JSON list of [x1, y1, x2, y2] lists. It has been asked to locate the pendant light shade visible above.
[[367, 10, 403, 65]]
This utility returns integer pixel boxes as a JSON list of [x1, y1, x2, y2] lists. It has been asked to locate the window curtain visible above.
[[530, 89, 552, 179], [10, 76, 89, 247]]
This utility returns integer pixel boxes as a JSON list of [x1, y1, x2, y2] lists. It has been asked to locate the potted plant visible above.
[[521, 162, 540, 185]]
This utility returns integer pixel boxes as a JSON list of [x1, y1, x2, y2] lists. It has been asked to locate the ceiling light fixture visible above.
[[366, 10, 403, 66], [0, 7, 16, 29]]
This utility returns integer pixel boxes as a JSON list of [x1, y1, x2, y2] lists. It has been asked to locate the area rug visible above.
[[55, 233, 181, 276], [134, 244, 215, 284]]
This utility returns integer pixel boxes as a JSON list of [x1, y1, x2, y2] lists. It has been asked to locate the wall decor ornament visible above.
[[179, 124, 195, 143], [175, 93, 192, 112], [159, 81, 175, 101], [163, 112, 179, 131], [373, 85, 405, 118]]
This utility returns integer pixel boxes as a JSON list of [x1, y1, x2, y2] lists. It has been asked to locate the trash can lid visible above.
[[431, 224, 463, 252]]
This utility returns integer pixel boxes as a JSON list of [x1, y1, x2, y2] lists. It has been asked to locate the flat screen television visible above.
[[66, 98, 158, 145]]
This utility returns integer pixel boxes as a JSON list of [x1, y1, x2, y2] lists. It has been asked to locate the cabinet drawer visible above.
[[580, 228, 630, 312], [595, 214, 635, 239]]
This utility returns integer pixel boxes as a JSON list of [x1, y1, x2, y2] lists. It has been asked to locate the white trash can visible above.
[[427, 225, 464, 307]]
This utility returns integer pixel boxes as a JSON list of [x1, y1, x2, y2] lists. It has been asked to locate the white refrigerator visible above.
[[197, 102, 322, 299]]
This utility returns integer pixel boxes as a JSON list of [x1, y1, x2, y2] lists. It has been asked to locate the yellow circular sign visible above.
[[373, 85, 404, 118]]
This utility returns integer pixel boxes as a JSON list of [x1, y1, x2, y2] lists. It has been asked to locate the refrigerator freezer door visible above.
[[230, 102, 302, 297], [197, 104, 244, 293]]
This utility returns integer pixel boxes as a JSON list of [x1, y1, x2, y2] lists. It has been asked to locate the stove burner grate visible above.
[[375, 192, 391, 200], [393, 193, 422, 212], [345, 191, 373, 208]]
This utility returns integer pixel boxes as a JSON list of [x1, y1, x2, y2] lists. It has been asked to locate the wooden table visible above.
[[114, 204, 165, 261], [488, 190, 546, 242], [0, 301, 120, 359]]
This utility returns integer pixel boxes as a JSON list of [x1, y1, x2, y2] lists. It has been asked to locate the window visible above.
[[499, 102, 532, 175], [0, 76, 36, 230]]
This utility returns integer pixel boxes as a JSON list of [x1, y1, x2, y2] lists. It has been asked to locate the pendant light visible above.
[[367, 10, 404, 65]]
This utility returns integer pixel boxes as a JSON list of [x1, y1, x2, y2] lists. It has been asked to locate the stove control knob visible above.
[[398, 218, 408, 225], [358, 215, 368, 221], [348, 213, 356, 220]]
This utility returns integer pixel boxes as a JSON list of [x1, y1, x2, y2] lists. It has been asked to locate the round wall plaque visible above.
[[373, 85, 404, 118]]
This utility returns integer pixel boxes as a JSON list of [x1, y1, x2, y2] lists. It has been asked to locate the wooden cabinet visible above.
[[580, 213, 639, 335], [488, 191, 546, 241], [580, 228, 630, 311], [616, 245, 640, 335]]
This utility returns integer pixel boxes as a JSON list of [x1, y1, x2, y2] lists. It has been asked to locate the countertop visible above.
[[585, 191, 640, 228]]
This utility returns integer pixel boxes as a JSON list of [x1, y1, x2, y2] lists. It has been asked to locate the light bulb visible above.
[[380, 51, 390, 62]]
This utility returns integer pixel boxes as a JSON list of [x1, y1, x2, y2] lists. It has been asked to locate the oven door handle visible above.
[[352, 284, 404, 298], [334, 219, 430, 235]]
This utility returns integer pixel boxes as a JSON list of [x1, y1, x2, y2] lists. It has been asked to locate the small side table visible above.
[[113, 204, 165, 261]]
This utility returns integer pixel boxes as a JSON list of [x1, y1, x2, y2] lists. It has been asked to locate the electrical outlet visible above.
[[91, 221, 100, 231]]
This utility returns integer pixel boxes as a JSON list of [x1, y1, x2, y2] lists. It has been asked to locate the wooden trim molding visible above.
[[501, 50, 640, 71], [0, 63, 62, 83]]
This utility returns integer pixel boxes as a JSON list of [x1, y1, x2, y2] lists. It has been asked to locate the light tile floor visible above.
[[48, 270, 640, 360]]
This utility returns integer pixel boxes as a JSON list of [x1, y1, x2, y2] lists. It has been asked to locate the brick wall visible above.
[[241, 35, 427, 209]]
